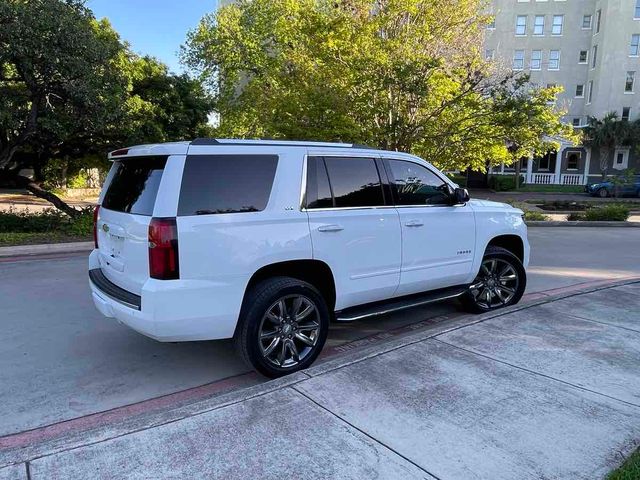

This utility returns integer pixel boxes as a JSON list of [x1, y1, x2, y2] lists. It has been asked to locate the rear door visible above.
[[306, 156, 401, 309], [384, 158, 476, 296], [97, 156, 168, 294]]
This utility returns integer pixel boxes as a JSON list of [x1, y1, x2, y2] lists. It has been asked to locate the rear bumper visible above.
[[88, 249, 245, 342]]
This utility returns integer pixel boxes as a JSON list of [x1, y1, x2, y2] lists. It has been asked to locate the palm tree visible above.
[[583, 112, 636, 180]]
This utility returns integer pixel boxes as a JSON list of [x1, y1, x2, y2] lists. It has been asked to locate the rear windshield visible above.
[[178, 155, 278, 216], [102, 156, 167, 216]]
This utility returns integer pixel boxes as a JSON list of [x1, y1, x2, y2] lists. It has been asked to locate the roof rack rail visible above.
[[190, 138, 373, 149]]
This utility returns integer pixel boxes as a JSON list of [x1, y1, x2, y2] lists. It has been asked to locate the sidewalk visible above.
[[2, 281, 639, 479]]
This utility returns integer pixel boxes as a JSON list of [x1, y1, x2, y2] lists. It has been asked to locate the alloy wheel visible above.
[[468, 258, 520, 309], [258, 294, 320, 368]]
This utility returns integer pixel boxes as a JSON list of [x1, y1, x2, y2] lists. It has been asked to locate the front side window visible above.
[[534, 15, 545, 35], [531, 50, 542, 70], [548, 50, 560, 70], [323, 157, 384, 208], [516, 15, 527, 35], [178, 155, 278, 216], [387, 160, 451, 206], [552, 15, 564, 35], [513, 50, 525, 70], [102, 156, 167, 216], [625, 71, 636, 92], [630, 34, 640, 56]]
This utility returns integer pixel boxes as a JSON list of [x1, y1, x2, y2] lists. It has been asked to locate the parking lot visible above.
[[1, 227, 639, 438]]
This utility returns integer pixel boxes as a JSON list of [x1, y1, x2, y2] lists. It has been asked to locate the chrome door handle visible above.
[[405, 220, 424, 227], [318, 224, 344, 232]]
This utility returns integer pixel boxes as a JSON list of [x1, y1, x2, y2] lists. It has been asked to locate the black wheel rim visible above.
[[469, 258, 519, 309], [258, 294, 320, 368]]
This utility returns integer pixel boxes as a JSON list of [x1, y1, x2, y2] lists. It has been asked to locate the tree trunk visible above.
[[1, 170, 81, 218], [599, 148, 610, 181]]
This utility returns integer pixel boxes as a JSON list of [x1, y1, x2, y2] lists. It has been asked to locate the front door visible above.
[[305, 156, 402, 309], [384, 158, 476, 296]]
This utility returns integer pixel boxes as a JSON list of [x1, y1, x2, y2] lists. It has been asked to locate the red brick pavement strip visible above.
[[1, 275, 637, 452]]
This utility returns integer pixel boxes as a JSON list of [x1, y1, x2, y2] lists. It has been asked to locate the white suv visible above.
[[89, 139, 529, 377]]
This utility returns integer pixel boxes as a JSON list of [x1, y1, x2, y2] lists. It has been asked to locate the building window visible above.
[[539, 153, 551, 171], [630, 34, 640, 56], [485, 49, 495, 60], [582, 15, 592, 29], [487, 17, 496, 29], [548, 50, 560, 70], [572, 118, 581, 127], [587, 80, 594, 104], [636, 0, 640, 19], [575, 84, 584, 97], [579, 50, 588, 63], [622, 107, 631, 121], [625, 71, 636, 92], [613, 149, 629, 170], [551, 15, 564, 35], [595, 10, 602, 33], [534, 15, 545, 35], [516, 15, 527, 35], [513, 50, 525, 70], [567, 152, 580, 170], [592, 45, 598, 68], [531, 50, 542, 70]]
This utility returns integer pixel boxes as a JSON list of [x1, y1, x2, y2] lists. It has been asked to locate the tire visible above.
[[234, 276, 330, 378], [597, 187, 609, 198], [460, 246, 526, 314]]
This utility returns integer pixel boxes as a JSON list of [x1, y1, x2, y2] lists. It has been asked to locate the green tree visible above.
[[0, 0, 214, 214], [583, 112, 638, 180], [183, 0, 577, 172]]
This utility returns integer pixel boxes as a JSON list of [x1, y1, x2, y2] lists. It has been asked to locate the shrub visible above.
[[446, 174, 468, 187], [523, 211, 548, 221], [568, 205, 630, 221], [488, 175, 526, 191], [0, 207, 94, 236]]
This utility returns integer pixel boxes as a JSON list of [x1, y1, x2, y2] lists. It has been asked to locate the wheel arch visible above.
[[243, 259, 337, 313], [485, 234, 525, 263]]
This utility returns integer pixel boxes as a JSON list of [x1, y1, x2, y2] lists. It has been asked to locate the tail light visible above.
[[148, 217, 179, 280], [93, 205, 100, 248]]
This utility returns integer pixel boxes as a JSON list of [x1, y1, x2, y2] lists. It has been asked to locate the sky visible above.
[[87, 0, 218, 74]]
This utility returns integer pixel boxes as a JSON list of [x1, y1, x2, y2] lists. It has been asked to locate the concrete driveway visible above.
[[0, 227, 639, 439], [3, 281, 639, 479]]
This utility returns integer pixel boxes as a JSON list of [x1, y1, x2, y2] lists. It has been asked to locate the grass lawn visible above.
[[608, 447, 640, 480], [506, 185, 585, 193], [0, 232, 91, 247]]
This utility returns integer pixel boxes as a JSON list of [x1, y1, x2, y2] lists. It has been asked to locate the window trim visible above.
[[566, 151, 581, 171]]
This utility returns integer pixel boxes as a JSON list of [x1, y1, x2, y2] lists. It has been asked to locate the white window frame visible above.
[[513, 50, 525, 70], [548, 50, 560, 70], [578, 50, 588, 64], [530, 50, 542, 70], [587, 80, 594, 104], [613, 148, 629, 170], [551, 15, 564, 35], [622, 107, 631, 121], [575, 84, 585, 97], [572, 118, 581, 127], [630, 34, 640, 57], [533, 15, 545, 35], [582, 14, 592, 29], [485, 49, 495, 61], [625, 71, 636, 93], [566, 151, 581, 170], [635, 0, 640, 20], [595, 10, 601, 33], [515, 15, 527, 36], [591, 45, 598, 69]]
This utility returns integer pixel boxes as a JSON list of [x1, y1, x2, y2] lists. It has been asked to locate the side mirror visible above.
[[451, 187, 470, 205]]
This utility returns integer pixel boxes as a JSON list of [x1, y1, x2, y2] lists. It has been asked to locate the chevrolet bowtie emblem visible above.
[[102, 224, 109, 233]]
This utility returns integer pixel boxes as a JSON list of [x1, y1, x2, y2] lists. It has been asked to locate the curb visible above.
[[1, 276, 638, 469], [0, 242, 93, 258], [527, 221, 640, 227]]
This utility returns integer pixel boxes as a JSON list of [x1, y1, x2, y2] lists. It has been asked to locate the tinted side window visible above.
[[102, 156, 167, 216], [324, 157, 384, 208], [306, 157, 334, 209], [387, 159, 450, 205], [178, 155, 278, 216]]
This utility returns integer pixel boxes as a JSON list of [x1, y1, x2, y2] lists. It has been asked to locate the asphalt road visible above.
[[1, 227, 639, 437]]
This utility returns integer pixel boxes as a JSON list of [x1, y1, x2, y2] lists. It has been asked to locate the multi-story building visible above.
[[486, 0, 640, 185]]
